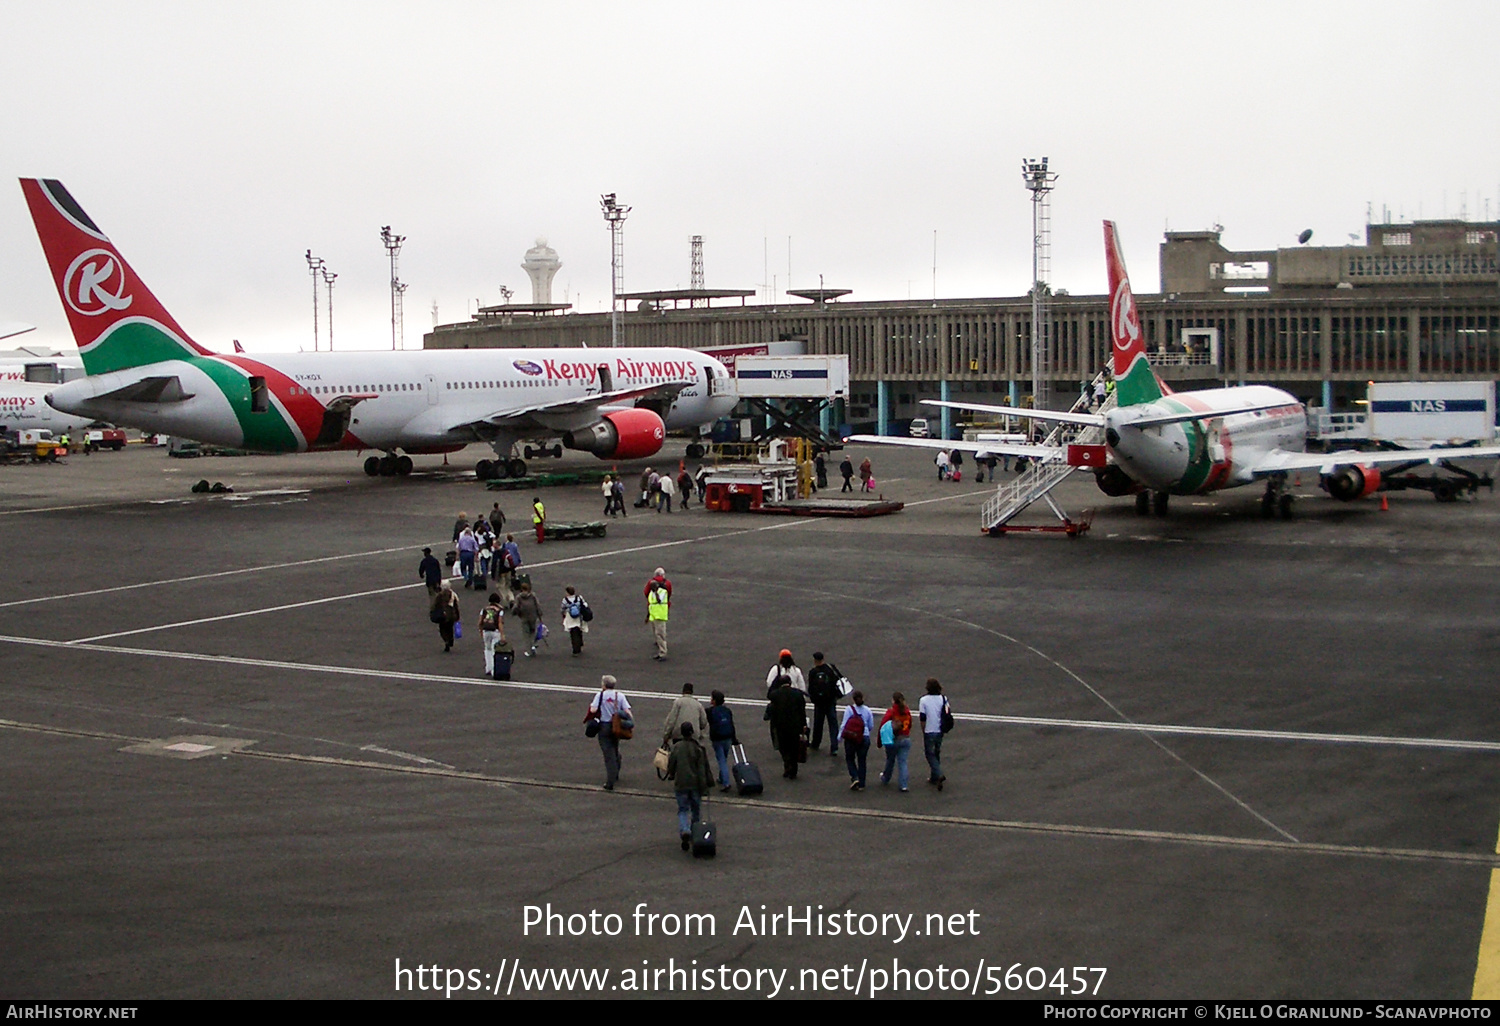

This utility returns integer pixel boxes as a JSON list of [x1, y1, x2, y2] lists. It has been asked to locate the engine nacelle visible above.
[[1093, 464, 1140, 497], [1323, 464, 1381, 501], [562, 407, 665, 460]]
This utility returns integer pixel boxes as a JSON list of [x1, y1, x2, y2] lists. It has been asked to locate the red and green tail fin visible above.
[[1103, 220, 1164, 407], [21, 178, 212, 377]]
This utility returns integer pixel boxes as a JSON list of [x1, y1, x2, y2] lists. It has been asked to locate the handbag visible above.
[[580, 600, 594, 623], [584, 688, 605, 738], [940, 699, 955, 734], [611, 711, 634, 740], [653, 743, 672, 779], [797, 729, 809, 763], [452, 620, 462, 640], [835, 676, 853, 698], [878, 719, 894, 747]]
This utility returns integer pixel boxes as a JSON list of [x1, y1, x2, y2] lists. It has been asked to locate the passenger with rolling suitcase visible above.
[[730, 743, 762, 797], [706, 691, 739, 793], [665, 723, 716, 855], [478, 593, 506, 679]]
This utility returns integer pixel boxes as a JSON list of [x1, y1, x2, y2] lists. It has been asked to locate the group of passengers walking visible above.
[[582, 655, 956, 854]]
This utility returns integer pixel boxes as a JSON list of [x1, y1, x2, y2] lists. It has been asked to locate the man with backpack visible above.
[[805, 651, 843, 756], [560, 585, 590, 656], [479, 593, 506, 677], [839, 690, 876, 791]]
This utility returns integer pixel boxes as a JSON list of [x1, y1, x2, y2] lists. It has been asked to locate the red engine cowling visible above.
[[1324, 464, 1382, 501], [562, 407, 665, 460]]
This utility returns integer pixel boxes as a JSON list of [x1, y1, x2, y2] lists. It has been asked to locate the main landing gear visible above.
[[1134, 491, 1170, 516], [1261, 475, 1294, 519], [364, 453, 413, 477], [475, 458, 529, 481]]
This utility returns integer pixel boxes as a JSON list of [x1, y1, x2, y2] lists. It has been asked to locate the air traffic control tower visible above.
[[522, 238, 561, 305]]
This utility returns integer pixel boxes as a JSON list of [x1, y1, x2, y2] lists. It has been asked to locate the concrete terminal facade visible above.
[[425, 222, 1500, 436]]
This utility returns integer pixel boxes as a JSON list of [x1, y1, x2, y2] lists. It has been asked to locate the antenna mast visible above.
[[1022, 157, 1057, 410], [320, 266, 337, 351], [380, 226, 407, 350], [600, 194, 630, 347], [690, 235, 704, 307]]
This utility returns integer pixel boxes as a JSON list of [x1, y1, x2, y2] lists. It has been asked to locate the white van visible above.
[[908, 418, 930, 438]]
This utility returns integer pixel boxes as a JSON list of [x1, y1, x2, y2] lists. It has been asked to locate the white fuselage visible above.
[[1106, 385, 1307, 494], [48, 346, 735, 453]]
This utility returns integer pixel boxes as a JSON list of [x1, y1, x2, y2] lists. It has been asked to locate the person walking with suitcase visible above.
[[877, 691, 913, 792], [560, 585, 590, 656], [586, 675, 633, 791], [479, 592, 506, 678], [513, 580, 542, 657], [839, 690, 875, 791], [707, 690, 738, 793], [918, 678, 951, 790], [665, 722, 715, 852]]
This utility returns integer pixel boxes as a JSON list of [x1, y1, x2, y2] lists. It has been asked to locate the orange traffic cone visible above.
[[1379, 494, 1388, 511]]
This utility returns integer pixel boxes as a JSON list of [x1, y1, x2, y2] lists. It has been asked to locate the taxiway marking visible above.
[[1473, 819, 1500, 998], [0, 715, 1493, 869]]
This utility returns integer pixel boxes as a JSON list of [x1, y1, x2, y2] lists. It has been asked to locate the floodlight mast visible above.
[[320, 267, 338, 351], [305, 250, 325, 351], [380, 226, 407, 350], [1022, 156, 1057, 411], [600, 193, 630, 347]]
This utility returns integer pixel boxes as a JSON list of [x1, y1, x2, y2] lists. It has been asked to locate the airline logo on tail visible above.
[[21, 178, 209, 376], [1103, 220, 1163, 407], [64, 249, 132, 316]]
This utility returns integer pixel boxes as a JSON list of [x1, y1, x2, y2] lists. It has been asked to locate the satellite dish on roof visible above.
[[1298, 229, 1313, 244]]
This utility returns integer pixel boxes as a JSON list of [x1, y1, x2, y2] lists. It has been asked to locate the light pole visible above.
[[1022, 157, 1057, 410], [380, 226, 407, 350], [320, 267, 337, 351], [600, 193, 630, 347], [305, 250, 324, 351]]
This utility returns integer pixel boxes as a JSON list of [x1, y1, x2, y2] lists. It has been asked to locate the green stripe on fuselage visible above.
[[1156, 397, 1213, 494], [192, 358, 300, 452]]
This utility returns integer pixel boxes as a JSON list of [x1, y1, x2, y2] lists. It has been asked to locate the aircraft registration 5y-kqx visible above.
[[23, 178, 737, 478], [857, 220, 1500, 518]]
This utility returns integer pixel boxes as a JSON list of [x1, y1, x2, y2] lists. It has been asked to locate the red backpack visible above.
[[840, 708, 866, 742]]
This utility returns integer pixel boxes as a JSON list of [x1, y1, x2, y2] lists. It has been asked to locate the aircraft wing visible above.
[[1248, 445, 1500, 476], [846, 434, 1064, 461], [461, 380, 691, 430], [921, 399, 1105, 427]]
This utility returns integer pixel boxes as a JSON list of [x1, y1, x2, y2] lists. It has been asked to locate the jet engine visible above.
[[562, 408, 665, 460], [1093, 464, 1140, 497], [1323, 464, 1382, 501]]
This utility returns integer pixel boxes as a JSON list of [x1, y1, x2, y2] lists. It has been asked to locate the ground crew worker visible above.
[[646, 576, 670, 661], [531, 496, 546, 544]]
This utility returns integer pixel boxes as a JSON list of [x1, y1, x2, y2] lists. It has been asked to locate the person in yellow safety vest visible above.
[[532, 496, 545, 545], [646, 580, 670, 661]]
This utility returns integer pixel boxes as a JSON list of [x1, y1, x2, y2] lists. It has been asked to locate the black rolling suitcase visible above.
[[493, 643, 514, 681], [691, 795, 716, 859], [731, 743, 763, 797]]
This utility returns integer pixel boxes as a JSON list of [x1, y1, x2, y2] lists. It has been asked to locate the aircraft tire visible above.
[[1278, 493, 1294, 518], [507, 458, 528, 479], [475, 459, 494, 481], [1134, 492, 1150, 516], [396, 455, 413, 476], [378, 455, 397, 476], [1151, 491, 1169, 517], [551, 444, 562, 459], [1433, 479, 1458, 502], [686, 443, 704, 459], [364, 456, 381, 477]]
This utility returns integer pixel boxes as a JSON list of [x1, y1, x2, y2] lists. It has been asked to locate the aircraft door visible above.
[[425, 373, 438, 405]]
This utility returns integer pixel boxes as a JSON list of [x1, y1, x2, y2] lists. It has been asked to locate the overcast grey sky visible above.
[[3, 1, 1498, 354]]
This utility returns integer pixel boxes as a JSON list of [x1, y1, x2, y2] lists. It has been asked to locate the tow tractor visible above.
[[1, 428, 68, 463]]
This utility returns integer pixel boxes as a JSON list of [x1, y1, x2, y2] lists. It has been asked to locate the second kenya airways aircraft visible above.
[[859, 221, 1500, 517], [23, 179, 736, 478]]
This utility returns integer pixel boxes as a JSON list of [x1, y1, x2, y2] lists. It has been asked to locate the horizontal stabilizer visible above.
[[96, 375, 194, 404], [1250, 444, 1500, 476], [921, 399, 1105, 428]]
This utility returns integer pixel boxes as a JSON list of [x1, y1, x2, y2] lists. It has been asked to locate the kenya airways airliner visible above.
[[22, 179, 736, 478], [856, 220, 1500, 518]]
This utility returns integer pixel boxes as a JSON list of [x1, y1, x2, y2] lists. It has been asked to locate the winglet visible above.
[[20, 178, 210, 377], [1104, 221, 1163, 407]]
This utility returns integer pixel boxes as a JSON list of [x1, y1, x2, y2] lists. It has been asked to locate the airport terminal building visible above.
[[424, 220, 1500, 434]]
